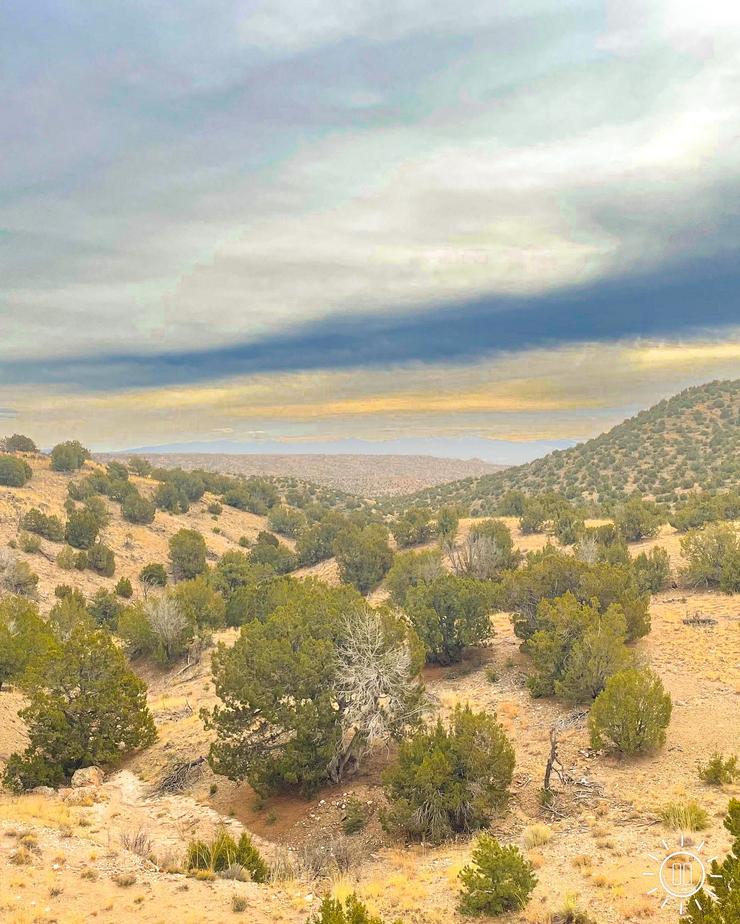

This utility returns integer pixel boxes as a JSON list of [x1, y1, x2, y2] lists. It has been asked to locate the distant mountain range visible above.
[[123, 436, 576, 466]]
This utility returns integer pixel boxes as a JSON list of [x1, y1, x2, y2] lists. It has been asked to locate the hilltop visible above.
[[392, 379, 739, 513]]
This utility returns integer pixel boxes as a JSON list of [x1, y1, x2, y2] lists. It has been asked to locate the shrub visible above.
[[458, 833, 537, 916], [525, 594, 631, 700], [169, 529, 207, 581], [139, 562, 168, 587], [334, 523, 393, 593], [384, 549, 444, 607], [249, 531, 296, 574], [115, 576, 133, 598], [0, 596, 54, 691], [3, 624, 156, 790], [392, 506, 433, 548], [186, 829, 268, 883], [382, 705, 514, 844], [659, 800, 709, 832], [342, 798, 368, 835], [1, 556, 39, 596], [681, 524, 740, 592], [1, 434, 37, 453], [50, 440, 89, 472], [173, 575, 226, 629], [552, 510, 585, 546], [127, 457, 152, 477], [207, 501, 223, 516], [154, 480, 190, 513], [118, 595, 194, 665], [436, 506, 459, 543], [65, 509, 100, 550], [615, 496, 662, 542], [633, 546, 671, 594], [698, 753, 738, 786], [295, 512, 346, 566], [681, 799, 740, 924], [267, 505, 305, 538], [307, 895, 387, 924], [121, 490, 156, 525], [0, 455, 32, 486], [19, 509, 65, 542], [87, 542, 115, 577], [18, 531, 41, 553], [88, 589, 123, 628], [56, 546, 77, 570], [519, 501, 546, 535], [450, 519, 519, 580], [405, 574, 492, 665], [589, 668, 672, 755], [81, 494, 111, 529]]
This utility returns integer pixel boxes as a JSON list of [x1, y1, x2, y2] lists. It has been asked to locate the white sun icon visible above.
[[643, 834, 722, 914]]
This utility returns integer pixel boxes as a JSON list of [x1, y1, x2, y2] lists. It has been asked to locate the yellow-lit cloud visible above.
[[2, 336, 737, 450]]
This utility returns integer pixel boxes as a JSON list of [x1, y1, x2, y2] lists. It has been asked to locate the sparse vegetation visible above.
[[698, 753, 738, 786], [659, 799, 709, 832], [186, 828, 268, 883]]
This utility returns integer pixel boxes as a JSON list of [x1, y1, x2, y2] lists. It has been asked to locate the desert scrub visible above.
[[342, 798, 368, 835], [698, 753, 738, 786], [659, 800, 709, 832], [381, 704, 514, 844], [186, 828, 268, 883], [523, 823, 552, 849], [231, 894, 248, 912], [589, 667, 671, 755], [458, 833, 537, 916], [307, 895, 391, 924]]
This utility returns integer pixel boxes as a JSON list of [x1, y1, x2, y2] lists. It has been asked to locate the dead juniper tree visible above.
[[145, 593, 192, 664], [543, 711, 588, 799], [328, 604, 425, 782], [449, 533, 505, 581]]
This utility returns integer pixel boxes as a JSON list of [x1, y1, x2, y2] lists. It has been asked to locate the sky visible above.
[[1, 1, 739, 460]]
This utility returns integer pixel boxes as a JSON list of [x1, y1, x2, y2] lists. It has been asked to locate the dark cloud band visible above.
[[3, 251, 739, 392]]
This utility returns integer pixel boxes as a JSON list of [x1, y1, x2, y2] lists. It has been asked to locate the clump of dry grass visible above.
[[523, 823, 552, 849], [659, 799, 709, 831], [112, 872, 137, 887]]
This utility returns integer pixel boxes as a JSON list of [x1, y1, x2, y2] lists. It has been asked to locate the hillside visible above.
[[0, 456, 275, 609], [102, 452, 504, 497], [392, 379, 739, 513]]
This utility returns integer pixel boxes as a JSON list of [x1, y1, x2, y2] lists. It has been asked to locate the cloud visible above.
[[2, 0, 739, 364], [2, 250, 738, 391], [2, 335, 737, 450]]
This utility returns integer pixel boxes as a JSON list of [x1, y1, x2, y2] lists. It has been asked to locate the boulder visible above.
[[70, 766, 104, 788], [31, 786, 56, 796]]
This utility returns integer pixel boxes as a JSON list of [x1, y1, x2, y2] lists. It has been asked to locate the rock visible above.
[[31, 786, 56, 796], [63, 787, 98, 806], [71, 766, 104, 788]]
